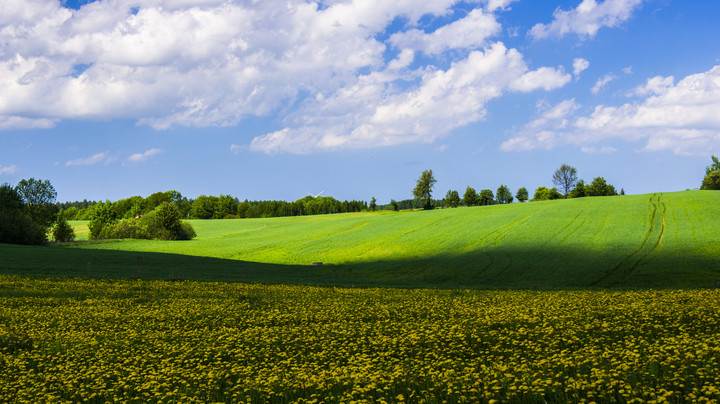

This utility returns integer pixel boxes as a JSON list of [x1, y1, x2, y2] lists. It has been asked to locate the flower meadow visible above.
[[1, 276, 719, 403]]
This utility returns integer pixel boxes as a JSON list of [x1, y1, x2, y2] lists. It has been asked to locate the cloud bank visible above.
[[1, 0, 569, 153]]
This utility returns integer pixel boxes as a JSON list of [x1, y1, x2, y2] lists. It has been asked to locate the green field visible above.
[[2, 190, 719, 288]]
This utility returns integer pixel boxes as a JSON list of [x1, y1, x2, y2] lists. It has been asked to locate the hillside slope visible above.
[[37, 190, 719, 289]]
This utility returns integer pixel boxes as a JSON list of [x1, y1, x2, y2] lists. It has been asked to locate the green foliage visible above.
[[413, 169, 437, 210], [390, 199, 399, 211], [95, 202, 196, 241], [516, 187, 529, 203], [463, 186, 478, 206], [369, 197, 377, 211], [706, 155, 720, 175], [569, 179, 588, 198], [51, 211, 75, 243], [587, 177, 618, 196], [552, 164, 578, 197], [444, 190, 460, 208], [478, 189, 495, 206], [701, 170, 720, 190], [496, 185, 513, 204], [0, 183, 47, 245], [88, 202, 118, 239], [533, 187, 562, 201]]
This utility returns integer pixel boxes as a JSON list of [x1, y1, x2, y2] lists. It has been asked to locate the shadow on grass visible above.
[[1, 243, 719, 289]]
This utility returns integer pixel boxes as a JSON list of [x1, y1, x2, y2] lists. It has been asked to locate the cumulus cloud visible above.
[[1, 0, 570, 153], [65, 152, 111, 166], [530, 0, 644, 39], [251, 43, 570, 153], [573, 58, 590, 77], [0, 165, 19, 176], [502, 65, 720, 155], [126, 148, 162, 163]]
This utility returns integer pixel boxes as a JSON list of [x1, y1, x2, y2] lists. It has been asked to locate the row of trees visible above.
[[411, 165, 623, 210]]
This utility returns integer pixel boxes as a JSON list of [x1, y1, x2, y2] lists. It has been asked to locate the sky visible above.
[[1, 0, 719, 203]]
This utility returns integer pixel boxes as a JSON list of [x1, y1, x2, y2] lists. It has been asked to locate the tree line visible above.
[[412, 165, 624, 210]]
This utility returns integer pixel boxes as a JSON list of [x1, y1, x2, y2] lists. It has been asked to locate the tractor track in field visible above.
[[590, 193, 666, 287]]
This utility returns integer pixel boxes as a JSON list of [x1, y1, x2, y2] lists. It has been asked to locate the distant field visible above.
[[46, 191, 720, 288]]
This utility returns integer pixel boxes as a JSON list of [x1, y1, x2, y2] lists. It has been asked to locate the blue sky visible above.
[[1, 0, 719, 203]]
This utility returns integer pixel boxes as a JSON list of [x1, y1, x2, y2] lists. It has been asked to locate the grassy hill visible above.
[[2, 191, 719, 288]]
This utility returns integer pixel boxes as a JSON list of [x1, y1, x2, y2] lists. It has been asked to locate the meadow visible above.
[[3, 190, 717, 289], [1, 276, 719, 403]]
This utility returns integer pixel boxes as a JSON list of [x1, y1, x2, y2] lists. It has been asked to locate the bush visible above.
[[0, 209, 47, 245], [90, 202, 196, 241], [52, 212, 75, 243], [532, 187, 562, 201]]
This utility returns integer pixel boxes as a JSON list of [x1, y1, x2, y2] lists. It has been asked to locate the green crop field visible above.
[[2, 190, 719, 288]]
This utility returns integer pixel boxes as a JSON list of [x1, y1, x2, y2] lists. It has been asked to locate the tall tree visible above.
[[444, 190, 460, 208], [552, 164, 578, 198], [14, 178, 58, 228], [587, 177, 618, 196], [369, 197, 377, 211], [496, 185, 513, 204], [463, 186, 478, 206], [413, 169, 437, 210], [516, 187, 529, 203]]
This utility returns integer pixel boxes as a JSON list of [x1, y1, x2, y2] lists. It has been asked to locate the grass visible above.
[[2, 191, 720, 288]]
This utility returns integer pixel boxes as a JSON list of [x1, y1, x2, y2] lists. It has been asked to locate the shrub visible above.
[[51, 212, 75, 243]]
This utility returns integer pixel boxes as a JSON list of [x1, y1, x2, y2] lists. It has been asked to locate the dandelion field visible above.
[[2, 276, 719, 403]]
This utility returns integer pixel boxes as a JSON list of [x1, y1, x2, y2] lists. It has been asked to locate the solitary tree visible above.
[[413, 169, 437, 210], [552, 164, 578, 198], [516, 187, 529, 203], [463, 186, 478, 206], [369, 197, 377, 211], [444, 190, 460, 208], [496, 185, 513, 204]]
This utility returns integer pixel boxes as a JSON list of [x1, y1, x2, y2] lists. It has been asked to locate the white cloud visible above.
[[388, 9, 501, 55], [573, 58, 590, 77], [591, 73, 616, 94], [1, 0, 570, 154], [501, 99, 579, 151], [127, 148, 162, 163], [530, 0, 644, 39], [623, 66, 633, 74], [502, 65, 720, 155], [65, 152, 111, 166], [629, 75, 674, 97], [0, 165, 19, 176], [251, 43, 571, 153]]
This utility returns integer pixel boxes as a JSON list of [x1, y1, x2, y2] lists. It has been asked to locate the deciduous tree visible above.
[[516, 187, 529, 203], [14, 178, 58, 228], [496, 185, 513, 204], [444, 190, 460, 208], [479, 189, 495, 206], [552, 164, 578, 198], [463, 187, 478, 206], [413, 169, 437, 210]]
